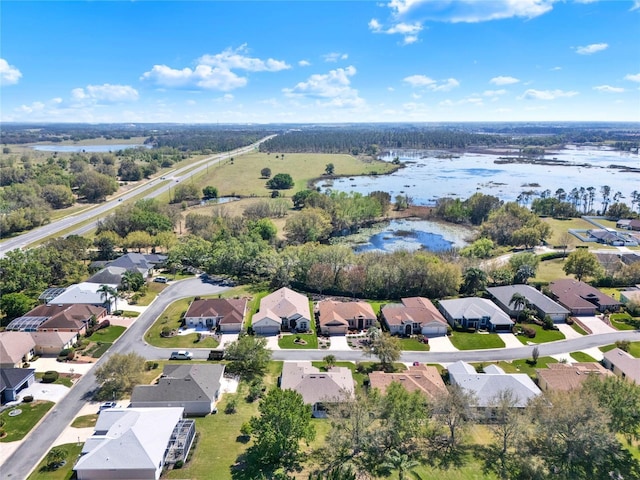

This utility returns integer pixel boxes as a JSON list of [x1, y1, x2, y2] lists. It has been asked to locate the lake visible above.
[[32, 144, 150, 152], [328, 146, 640, 207]]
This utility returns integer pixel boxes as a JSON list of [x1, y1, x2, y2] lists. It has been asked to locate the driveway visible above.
[[428, 335, 458, 352], [328, 335, 350, 351], [29, 357, 95, 375], [497, 333, 523, 349], [576, 316, 617, 334], [557, 323, 583, 339]]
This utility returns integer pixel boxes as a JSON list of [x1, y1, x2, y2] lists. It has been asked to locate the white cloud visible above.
[[490, 75, 520, 85], [141, 45, 289, 91], [214, 93, 234, 103], [483, 89, 507, 97], [283, 65, 364, 108], [576, 43, 608, 55], [323, 52, 349, 62], [593, 85, 625, 93], [403, 75, 459, 91], [631, 0, 640, 11], [0, 58, 22, 86], [298, 60, 311, 67], [550, 66, 562, 71], [72, 84, 139, 103], [624, 73, 640, 82], [385, 0, 556, 23], [439, 96, 484, 107], [369, 18, 423, 44], [17, 101, 45, 113], [520, 89, 579, 100]]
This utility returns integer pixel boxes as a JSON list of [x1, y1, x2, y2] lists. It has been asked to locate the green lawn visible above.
[[278, 332, 318, 349], [34, 373, 73, 388], [609, 312, 638, 331], [70, 414, 98, 428], [0, 401, 54, 442], [514, 324, 565, 345], [542, 217, 594, 246], [449, 332, 505, 350], [86, 342, 111, 358], [570, 351, 598, 362], [534, 258, 571, 283], [27, 442, 83, 480], [570, 321, 588, 335], [399, 337, 431, 351], [601, 342, 640, 358], [487, 357, 558, 377], [87, 325, 126, 343], [134, 281, 168, 306]]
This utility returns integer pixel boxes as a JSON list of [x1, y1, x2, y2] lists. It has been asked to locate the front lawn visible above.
[[570, 321, 588, 335], [34, 373, 73, 388], [534, 258, 572, 283], [609, 312, 638, 331], [570, 351, 598, 362], [87, 325, 126, 343], [514, 324, 565, 345], [449, 331, 505, 350], [133, 281, 168, 306], [399, 337, 431, 351], [278, 333, 318, 349], [70, 414, 98, 428], [0, 401, 54, 442], [28, 442, 83, 480], [487, 357, 558, 378], [601, 342, 640, 358]]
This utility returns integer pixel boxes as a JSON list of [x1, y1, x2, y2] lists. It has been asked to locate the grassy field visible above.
[[570, 321, 588, 335], [70, 414, 98, 428], [449, 332, 505, 350], [514, 324, 565, 345], [541, 217, 595, 246], [609, 312, 638, 330], [187, 151, 397, 197], [570, 351, 598, 362], [87, 325, 126, 343], [534, 258, 572, 283], [133, 281, 168, 306], [27, 442, 83, 480], [0, 401, 54, 442]]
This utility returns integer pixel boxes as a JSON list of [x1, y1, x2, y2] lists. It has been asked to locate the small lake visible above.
[[31, 144, 150, 152], [200, 196, 240, 206], [341, 219, 473, 253], [328, 146, 640, 207]]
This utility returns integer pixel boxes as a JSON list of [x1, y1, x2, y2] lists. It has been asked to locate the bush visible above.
[[522, 326, 537, 338], [66, 351, 75, 361], [174, 460, 184, 469], [565, 317, 575, 325], [22, 395, 34, 403], [225, 398, 238, 414], [42, 371, 59, 383], [97, 319, 110, 330], [112, 310, 123, 316], [539, 251, 565, 261], [59, 349, 72, 357]]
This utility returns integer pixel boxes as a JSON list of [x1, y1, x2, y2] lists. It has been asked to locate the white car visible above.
[[170, 351, 193, 360]]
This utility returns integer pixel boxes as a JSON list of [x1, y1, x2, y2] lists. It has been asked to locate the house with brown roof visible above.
[[317, 300, 376, 336], [602, 348, 640, 384], [183, 298, 248, 333], [7, 304, 107, 334], [30, 331, 78, 355], [0, 332, 36, 368], [369, 365, 447, 401], [280, 361, 355, 417], [536, 362, 612, 392], [252, 287, 311, 335], [382, 297, 449, 337], [548, 279, 621, 315]]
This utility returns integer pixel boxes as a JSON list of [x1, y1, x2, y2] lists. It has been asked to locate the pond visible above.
[[31, 144, 151, 152], [199, 196, 240, 206], [327, 146, 640, 207]]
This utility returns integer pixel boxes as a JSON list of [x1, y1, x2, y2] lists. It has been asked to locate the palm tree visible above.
[[97, 284, 118, 313], [509, 293, 528, 321], [381, 449, 420, 480], [323, 354, 336, 370]]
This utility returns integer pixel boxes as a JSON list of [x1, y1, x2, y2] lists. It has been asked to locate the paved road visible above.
[[0, 136, 275, 256]]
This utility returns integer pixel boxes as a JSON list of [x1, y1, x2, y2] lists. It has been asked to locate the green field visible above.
[[541, 217, 594, 246], [534, 258, 572, 283], [515, 324, 565, 345], [34, 373, 73, 388], [87, 325, 126, 343], [486, 357, 558, 377], [449, 332, 505, 350], [0, 401, 54, 442], [70, 414, 98, 428]]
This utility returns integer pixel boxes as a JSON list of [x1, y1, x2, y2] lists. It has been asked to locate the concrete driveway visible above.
[[18, 383, 70, 403], [557, 323, 583, 339], [428, 335, 458, 352], [29, 357, 95, 374], [576, 316, 617, 334], [328, 335, 350, 351], [497, 333, 523, 349]]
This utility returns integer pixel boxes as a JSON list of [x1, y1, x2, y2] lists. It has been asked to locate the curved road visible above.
[[0, 136, 275, 256], [4, 276, 639, 479]]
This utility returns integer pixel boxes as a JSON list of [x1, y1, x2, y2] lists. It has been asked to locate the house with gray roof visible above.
[[437, 298, 514, 332], [102, 252, 167, 277], [86, 266, 129, 286], [48, 282, 118, 313], [0, 368, 35, 404], [448, 361, 541, 409], [280, 362, 355, 417], [74, 407, 194, 480], [602, 348, 640, 384], [130, 364, 225, 416], [486, 285, 569, 323]]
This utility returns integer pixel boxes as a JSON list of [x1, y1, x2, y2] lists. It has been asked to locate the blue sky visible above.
[[1, 0, 639, 123]]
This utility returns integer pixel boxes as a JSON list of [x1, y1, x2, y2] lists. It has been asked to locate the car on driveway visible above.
[[170, 350, 193, 360], [99, 401, 118, 411]]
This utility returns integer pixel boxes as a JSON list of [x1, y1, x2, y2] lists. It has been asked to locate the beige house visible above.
[[30, 331, 78, 356], [602, 348, 640, 384], [317, 300, 376, 336], [369, 365, 447, 401], [183, 298, 248, 333], [382, 297, 449, 336], [536, 362, 612, 391], [252, 287, 311, 335], [0, 332, 36, 368]]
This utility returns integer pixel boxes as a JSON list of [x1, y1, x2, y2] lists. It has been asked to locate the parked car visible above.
[[99, 401, 117, 411], [208, 349, 224, 360], [170, 350, 193, 360], [154, 276, 168, 283]]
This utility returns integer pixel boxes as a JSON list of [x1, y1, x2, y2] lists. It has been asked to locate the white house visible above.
[[252, 287, 311, 335]]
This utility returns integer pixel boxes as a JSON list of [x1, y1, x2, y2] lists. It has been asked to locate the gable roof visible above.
[[549, 279, 621, 311], [184, 298, 247, 325], [603, 348, 640, 383], [0, 368, 35, 391], [29, 331, 77, 348], [38, 304, 105, 330], [75, 407, 183, 473], [382, 297, 448, 327], [86, 266, 128, 285], [486, 285, 569, 316], [48, 282, 117, 306], [318, 300, 376, 328], [369, 365, 447, 400], [106, 253, 167, 273], [0, 332, 36, 364], [438, 298, 513, 326], [280, 362, 354, 405], [257, 287, 310, 321], [448, 361, 541, 407], [536, 362, 612, 391], [131, 364, 225, 404]]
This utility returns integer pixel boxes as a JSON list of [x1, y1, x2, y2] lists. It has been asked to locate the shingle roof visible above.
[[0, 368, 35, 391], [256, 287, 310, 321], [603, 348, 640, 383], [86, 266, 128, 285], [486, 285, 569, 316], [438, 298, 513, 326], [536, 362, 612, 391], [382, 297, 448, 327], [48, 282, 117, 306], [106, 253, 167, 272], [131, 364, 225, 404], [369, 365, 447, 400], [184, 298, 247, 326], [318, 300, 376, 328], [0, 332, 36, 364], [280, 362, 354, 405], [549, 279, 621, 312], [29, 331, 77, 348]]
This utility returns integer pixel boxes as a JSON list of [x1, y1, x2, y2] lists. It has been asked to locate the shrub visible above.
[[565, 317, 575, 325], [66, 351, 75, 361], [522, 326, 536, 338], [225, 398, 238, 414], [174, 460, 184, 469], [112, 310, 123, 316], [42, 371, 59, 383], [97, 319, 110, 330], [22, 395, 34, 403], [59, 348, 72, 357]]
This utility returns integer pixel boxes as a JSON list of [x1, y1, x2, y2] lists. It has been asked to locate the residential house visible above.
[[74, 407, 195, 480], [317, 300, 376, 336], [8, 304, 106, 334], [91, 253, 167, 278], [30, 331, 78, 356], [549, 279, 621, 315], [0, 332, 36, 368], [602, 348, 640, 384], [130, 364, 225, 416], [252, 287, 311, 335], [48, 282, 118, 313], [617, 219, 632, 230], [0, 368, 35, 404], [620, 288, 640, 305], [437, 298, 514, 332], [369, 364, 447, 401], [588, 229, 628, 246], [536, 362, 612, 392], [280, 361, 355, 417], [183, 298, 248, 333], [486, 285, 570, 323], [381, 297, 449, 336], [448, 361, 541, 409], [86, 266, 129, 286]]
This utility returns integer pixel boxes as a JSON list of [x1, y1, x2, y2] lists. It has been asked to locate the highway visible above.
[[0, 136, 275, 256]]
